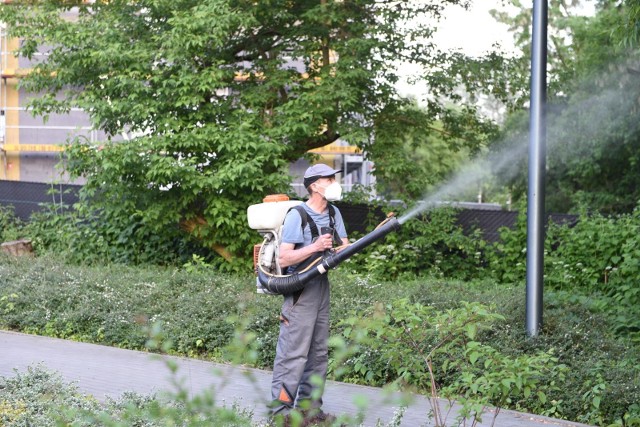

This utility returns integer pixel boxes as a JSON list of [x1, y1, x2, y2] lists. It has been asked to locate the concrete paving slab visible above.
[[0, 330, 592, 427]]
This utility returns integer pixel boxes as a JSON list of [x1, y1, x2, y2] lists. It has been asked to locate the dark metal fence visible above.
[[0, 180, 577, 242], [335, 202, 577, 243], [335, 202, 521, 243], [0, 180, 81, 221]]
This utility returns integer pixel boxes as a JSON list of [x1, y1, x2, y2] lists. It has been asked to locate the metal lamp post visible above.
[[526, 0, 548, 337]]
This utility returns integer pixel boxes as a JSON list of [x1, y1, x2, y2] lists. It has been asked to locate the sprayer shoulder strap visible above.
[[290, 204, 338, 245], [327, 204, 341, 245], [290, 205, 318, 242]]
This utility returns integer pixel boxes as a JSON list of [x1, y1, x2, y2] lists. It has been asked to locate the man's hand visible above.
[[314, 233, 334, 252]]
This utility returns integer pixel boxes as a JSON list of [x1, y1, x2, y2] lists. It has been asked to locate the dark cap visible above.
[[303, 164, 342, 189]]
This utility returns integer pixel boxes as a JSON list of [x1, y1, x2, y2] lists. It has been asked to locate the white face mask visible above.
[[317, 181, 342, 201]]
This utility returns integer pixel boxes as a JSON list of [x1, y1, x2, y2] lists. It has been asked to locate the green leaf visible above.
[[537, 391, 547, 404]]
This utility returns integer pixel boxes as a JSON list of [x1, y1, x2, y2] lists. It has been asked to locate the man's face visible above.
[[313, 176, 336, 194]]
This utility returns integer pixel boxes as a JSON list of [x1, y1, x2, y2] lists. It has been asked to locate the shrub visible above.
[[484, 204, 640, 343], [483, 209, 528, 284], [479, 288, 640, 425], [0, 365, 102, 426], [0, 206, 24, 242], [344, 204, 487, 281], [0, 254, 279, 359], [1, 254, 639, 425], [0, 365, 254, 426], [22, 204, 210, 267], [332, 298, 567, 425]]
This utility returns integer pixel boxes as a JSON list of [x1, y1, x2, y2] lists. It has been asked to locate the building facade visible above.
[[0, 23, 106, 183]]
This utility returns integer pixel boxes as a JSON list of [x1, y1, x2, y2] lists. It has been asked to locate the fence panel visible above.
[[0, 182, 576, 243], [0, 180, 81, 221]]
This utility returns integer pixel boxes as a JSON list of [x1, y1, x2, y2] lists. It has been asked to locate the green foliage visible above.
[[365, 103, 498, 200], [0, 366, 102, 426], [338, 184, 377, 205], [0, 206, 24, 243], [344, 205, 487, 281], [484, 204, 640, 343], [20, 203, 204, 266], [333, 298, 566, 425], [483, 208, 528, 284], [491, 0, 601, 104], [476, 205, 640, 341], [0, 254, 639, 425], [484, 287, 640, 426], [446, 343, 565, 423], [618, 0, 640, 48], [545, 208, 640, 343], [544, 210, 638, 290], [494, 1, 640, 214], [0, 255, 279, 358], [0, 0, 504, 267], [334, 299, 503, 389], [0, 365, 254, 427]]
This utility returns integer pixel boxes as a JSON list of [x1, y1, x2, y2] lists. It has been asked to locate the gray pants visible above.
[[270, 274, 330, 414]]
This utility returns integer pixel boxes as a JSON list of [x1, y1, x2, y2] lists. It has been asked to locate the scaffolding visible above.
[[0, 23, 97, 182]]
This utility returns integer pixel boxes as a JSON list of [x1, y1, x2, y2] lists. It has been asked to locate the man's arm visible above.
[[278, 234, 334, 268]]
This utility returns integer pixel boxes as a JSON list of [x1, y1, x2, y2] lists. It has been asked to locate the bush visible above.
[[477, 288, 640, 425], [343, 204, 487, 281], [0, 365, 254, 426], [22, 204, 211, 267], [0, 206, 24, 242], [485, 205, 640, 343], [0, 255, 283, 357], [329, 283, 639, 425], [0, 365, 102, 426], [2, 254, 639, 425]]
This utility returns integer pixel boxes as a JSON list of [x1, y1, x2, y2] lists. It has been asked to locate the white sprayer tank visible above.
[[247, 195, 303, 232], [248, 195, 303, 294]]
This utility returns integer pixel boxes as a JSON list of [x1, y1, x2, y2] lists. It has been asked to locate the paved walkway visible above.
[[1, 330, 592, 427]]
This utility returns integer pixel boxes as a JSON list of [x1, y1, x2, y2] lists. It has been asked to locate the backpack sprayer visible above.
[[248, 194, 401, 295]]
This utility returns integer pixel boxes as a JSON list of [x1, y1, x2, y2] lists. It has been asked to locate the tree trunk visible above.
[[1, 239, 34, 257]]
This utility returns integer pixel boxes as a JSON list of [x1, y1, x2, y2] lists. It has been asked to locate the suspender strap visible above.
[[291, 205, 318, 243], [290, 204, 340, 246], [327, 204, 341, 246]]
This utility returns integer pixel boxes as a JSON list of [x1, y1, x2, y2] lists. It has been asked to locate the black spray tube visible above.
[[258, 216, 401, 294]]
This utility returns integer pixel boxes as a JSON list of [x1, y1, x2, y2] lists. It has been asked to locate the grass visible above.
[[0, 253, 639, 426]]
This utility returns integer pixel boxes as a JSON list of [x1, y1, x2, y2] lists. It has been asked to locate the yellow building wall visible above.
[[1, 36, 20, 180]]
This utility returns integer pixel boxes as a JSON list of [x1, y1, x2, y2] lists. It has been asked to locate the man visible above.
[[270, 163, 349, 424]]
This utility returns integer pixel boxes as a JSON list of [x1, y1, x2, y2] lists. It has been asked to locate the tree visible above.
[[0, 0, 499, 267], [490, 0, 592, 101], [370, 100, 499, 200], [492, 0, 640, 213], [616, 0, 640, 47]]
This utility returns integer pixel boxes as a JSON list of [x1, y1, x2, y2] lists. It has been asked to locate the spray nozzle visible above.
[[375, 212, 396, 230]]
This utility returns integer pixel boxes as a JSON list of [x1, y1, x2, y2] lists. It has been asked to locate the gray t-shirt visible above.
[[281, 203, 348, 248]]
